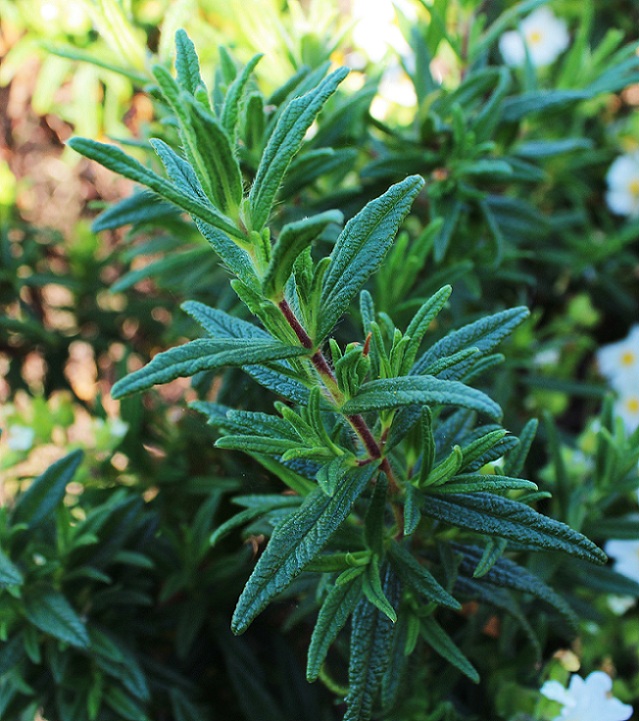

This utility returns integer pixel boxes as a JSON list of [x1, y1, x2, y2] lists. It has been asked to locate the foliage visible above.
[[1, 2, 639, 721]]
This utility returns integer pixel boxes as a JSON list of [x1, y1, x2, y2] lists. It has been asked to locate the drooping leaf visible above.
[[420, 616, 479, 683], [232, 462, 378, 634], [111, 339, 308, 398], [317, 176, 425, 341], [13, 449, 83, 529], [422, 493, 607, 563], [342, 376, 501, 421]]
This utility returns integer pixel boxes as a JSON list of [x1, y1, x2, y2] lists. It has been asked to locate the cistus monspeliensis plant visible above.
[[67, 32, 608, 721]]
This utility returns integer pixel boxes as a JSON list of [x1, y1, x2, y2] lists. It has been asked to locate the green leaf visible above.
[[262, 210, 343, 299], [307, 575, 363, 681], [0, 549, 23, 587], [210, 497, 302, 547], [67, 137, 240, 238], [455, 544, 577, 629], [23, 588, 89, 649], [345, 566, 399, 721], [420, 616, 479, 683], [504, 419, 538, 477], [249, 67, 348, 230], [515, 138, 594, 158], [401, 286, 452, 374], [111, 339, 308, 398], [412, 307, 529, 376], [422, 493, 607, 563], [388, 541, 460, 609], [317, 176, 424, 341], [232, 462, 378, 634], [174, 29, 204, 95], [182, 301, 268, 339], [221, 53, 263, 142], [362, 557, 397, 622], [13, 449, 83, 528], [342, 376, 502, 421], [428, 473, 537, 494], [501, 90, 591, 122], [92, 191, 177, 232]]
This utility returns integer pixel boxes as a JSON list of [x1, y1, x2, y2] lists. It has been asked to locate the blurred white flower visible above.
[[596, 325, 639, 385], [108, 418, 129, 440], [605, 539, 639, 585], [607, 594, 636, 615], [540, 671, 632, 721], [499, 7, 569, 68], [615, 393, 639, 433], [6, 425, 35, 452], [606, 153, 639, 217]]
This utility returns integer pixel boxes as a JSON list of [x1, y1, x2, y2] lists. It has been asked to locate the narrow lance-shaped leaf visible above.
[[420, 615, 479, 683], [249, 67, 349, 230], [66, 138, 241, 238], [422, 493, 607, 563], [221, 53, 264, 142], [13, 449, 84, 528], [23, 588, 90, 649], [174, 29, 205, 95], [111, 338, 308, 399], [345, 566, 400, 721], [317, 175, 425, 341], [262, 210, 343, 299], [306, 575, 363, 681], [342, 375, 502, 421], [232, 462, 378, 634]]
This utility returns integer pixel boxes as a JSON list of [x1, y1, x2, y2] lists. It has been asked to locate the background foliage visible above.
[[1, 1, 639, 720]]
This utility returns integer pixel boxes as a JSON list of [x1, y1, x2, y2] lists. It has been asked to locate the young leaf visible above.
[[362, 557, 397, 623], [401, 285, 453, 374], [249, 67, 349, 230], [342, 376, 502, 421], [262, 210, 343, 299], [420, 616, 479, 683], [307, 575, 363, 682], [221, 53, 264, 142], [345, 566, 400, 721], [422, 493, 607, 563], [111, 339, 308, 399], [174, 29, 204, 95], [504, 418, 539, 477], [23, 588, 90, 649], [12, 449, 83, 529], [232, 463, 378, 634], [317, 176, 425, 341]]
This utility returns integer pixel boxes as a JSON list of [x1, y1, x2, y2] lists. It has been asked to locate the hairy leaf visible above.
[[342, 376, 501, 421], [111, 339, 308, 398], [232, 463, 378, 633], [317, 176, 424, 340], [422, 493, 607, 563]]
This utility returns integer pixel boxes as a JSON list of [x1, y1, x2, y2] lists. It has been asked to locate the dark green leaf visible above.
[[0, 549, 23, 587], [13, 449, 83, 528], [420, 616, 479, 683], [422, 493, 606, 563], [307, 576, 363, 681], [23, 588, 89, 649], [342, 376, 501, 421], [232, 463, 378, 633]]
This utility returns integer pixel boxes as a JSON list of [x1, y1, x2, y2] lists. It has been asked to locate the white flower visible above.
[[606, 153, 639, 217], [6, 425, 36, 452], [540, 671, 633, 721], [615, 393, 639, 433], [607, 595, 636, 615], [605, 539, 639, 585], [596, 325, 639, 385], [499, 7, 569, 68]]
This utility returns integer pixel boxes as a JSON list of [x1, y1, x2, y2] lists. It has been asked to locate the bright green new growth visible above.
[[69, 32, 607, 721]]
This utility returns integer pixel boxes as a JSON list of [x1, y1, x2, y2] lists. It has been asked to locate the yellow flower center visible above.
[[527, 30, 543, 45], [628, 179, 639, 196], [620, 350, 636, 366], [625, 397, 639, 414]]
